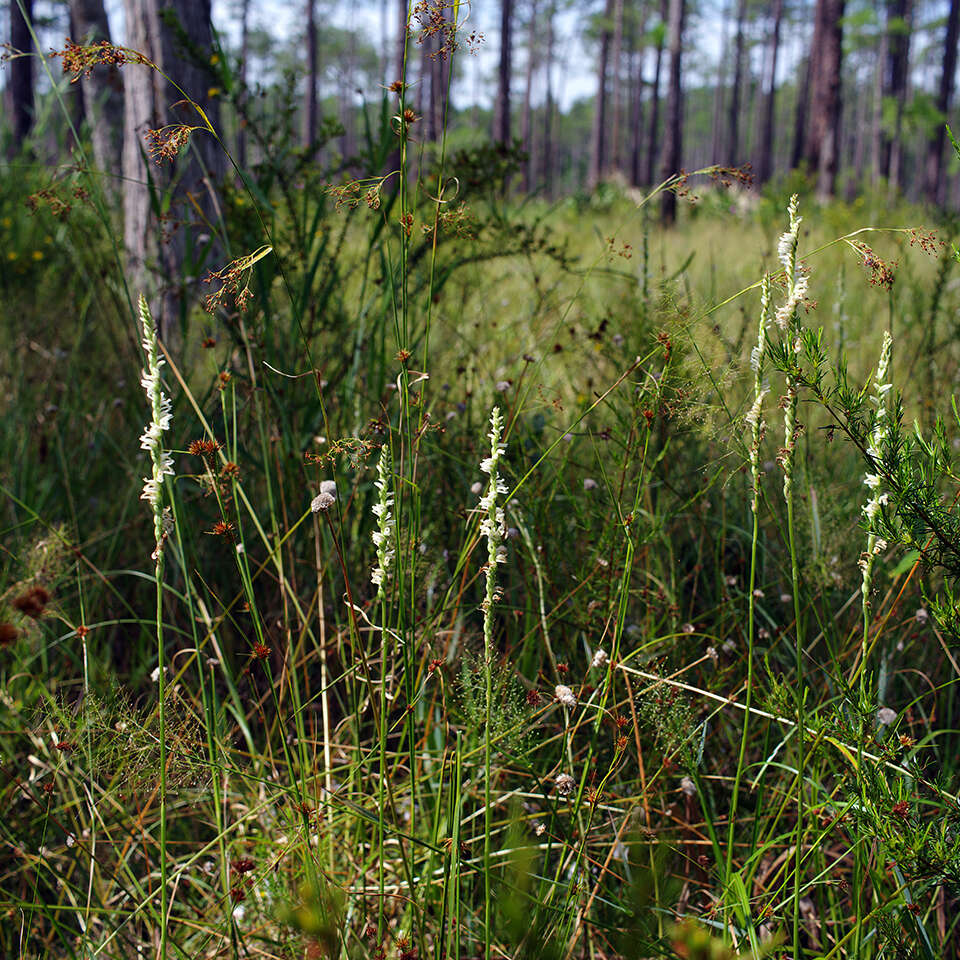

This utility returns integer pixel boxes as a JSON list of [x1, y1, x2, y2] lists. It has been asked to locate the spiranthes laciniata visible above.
[[479, 407, 509, 591], [774, 194, 809, 331], [371, 445, 395, 596], [861, 332, 894, 603], [138, 295, 174, 547]]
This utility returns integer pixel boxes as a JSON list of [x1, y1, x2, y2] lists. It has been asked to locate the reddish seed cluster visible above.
[[188, 438, 221, 458], [13, 586, 50, 619], [908, 228, 942, 255], [202, 258, 254, 314], [208, 520, 235, 541], [252, 642, 270, 661], [145, 124, 194, 164], [851, 241, 897, 290], [221, 462, 241, 481], [231, 857, 255, 875], [525, 689, 541, 706], [0, 623, 19, 645], [50, 38, 147, 79], [891, 800, 910, 820], [75, 624, 90, 639]]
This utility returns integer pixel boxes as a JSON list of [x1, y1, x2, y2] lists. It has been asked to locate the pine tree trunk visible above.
[[804, 0, 844, 199], [9, 0, 35, 152], [609, 0, 625, 174], [237, 0, 251, 167], [659, 0, 685, 223], [542, 0, 556, 195], [790, 54, 810, 170], [711, 5, 730, 164], [589, 0, 614, 186], [520, 0, 539, 192], [756, 0, 783, 183], [305, 0, 318, 150], [644, 0, 667, 186], [123, 0, 223, 341], [69, 0, 123, 174], [726, 0, 747, 163], [879, 0, 912, 188], [924, 0, 960, 204], [494, 0, 515, 143]]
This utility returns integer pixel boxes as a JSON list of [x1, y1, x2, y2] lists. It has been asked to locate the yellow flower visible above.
[[209, 53, 219, 65], [32, 250, 44, 261], [207, 87, 221, 98], [7, 251, 18, 261], [1, 217, 11, 228]]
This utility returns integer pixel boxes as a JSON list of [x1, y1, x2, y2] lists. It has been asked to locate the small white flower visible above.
[[680, 776, 696, 797], [471, 480, 483, 495], [232, 904, 245, 922], [877, 707, 898, 726], [591, 648, 609, 669], [311, 491, 335, 512], [495, 380, 511, 392], [583, 477, 598, 491], [555, 772, 576, 796], [534, 821, 546, 836], [681, 622, 695, 634], [915, 607, 929, 624], [319, 479, 337, 499], [554, 684, 577, 708]]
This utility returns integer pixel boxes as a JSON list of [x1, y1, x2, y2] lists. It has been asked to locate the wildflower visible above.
[[138, 296, 174, 543], [680, 776, 696, 797], [861, 332, 894, 607], [915, 607, 928, 624], [555, 772, 576, 796], [495, 380, 511, 392], [591, 648, 609, 669], [554, 684, 576, 708], [371, 445, 396, 597], [583, 477, 598, 491], [311, 492, 335, 513], [478, 408, 509, 602], [681, 622, 695, 634], [877, 707, 897, 726]]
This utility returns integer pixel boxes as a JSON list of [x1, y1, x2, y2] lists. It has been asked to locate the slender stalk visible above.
[[726, 275, 771, 895]]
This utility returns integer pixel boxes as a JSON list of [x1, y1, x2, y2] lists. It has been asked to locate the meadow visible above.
[[3, 69, 960, 959]]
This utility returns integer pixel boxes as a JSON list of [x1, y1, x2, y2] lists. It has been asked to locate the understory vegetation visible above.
[[5, 38, 960, 960]]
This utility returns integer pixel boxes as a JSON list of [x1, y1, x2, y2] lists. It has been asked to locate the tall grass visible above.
[[3, 8, 960, 960]]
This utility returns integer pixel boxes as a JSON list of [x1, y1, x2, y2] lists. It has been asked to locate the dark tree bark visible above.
[[305, 0, 318, 150], [237, 0, 251, 167], [756, 0, 783, 183], [69, 0, 123, 174], [609, 0, 625, 173], [711, 5, 730, 164], [589, 0, 614, 186], [790, 54, 810, 170], [643, 0, 668, 186], [924, 0, 960, 203], [542, 0, 556, 195], [494, 0, 515, 143], [804, 0, 845, 199], [628, 3, 649, 185], [123, 0, 224, 341], [659, 0, 685, 224], [520, 0, 539, 192], [879, 0, 913, 187], [9, 0, 35, 151], [726, 0, 748, 163]]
